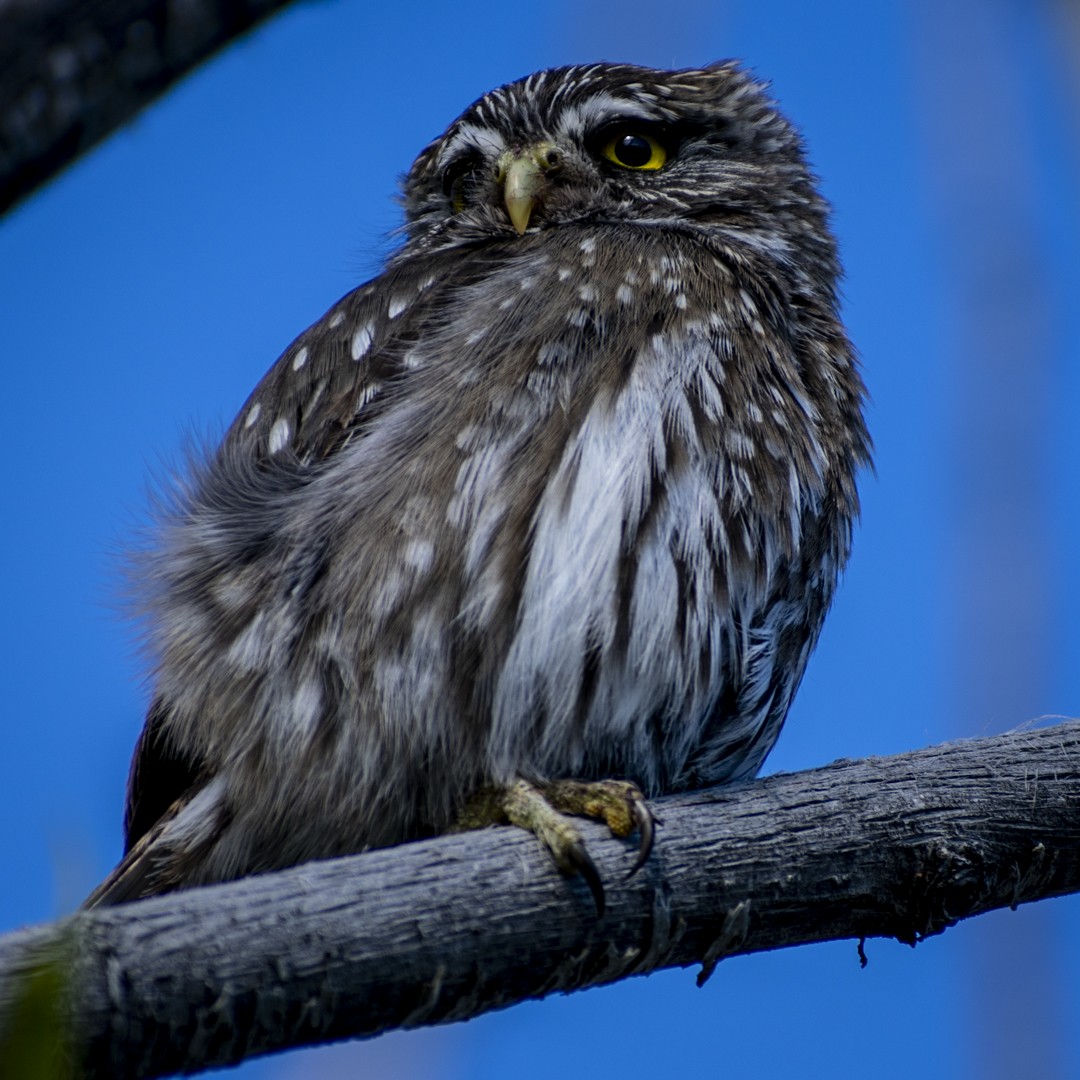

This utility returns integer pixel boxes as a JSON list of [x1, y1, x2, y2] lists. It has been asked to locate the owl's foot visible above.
[[454, 778, 655, 915]]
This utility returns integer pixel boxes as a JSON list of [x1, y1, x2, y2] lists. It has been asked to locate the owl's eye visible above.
[[601, 131, 668, 171], [441, 157, 481, 213]]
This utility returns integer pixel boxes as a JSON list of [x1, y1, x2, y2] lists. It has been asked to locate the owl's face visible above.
[[401, 62, 828, 272]]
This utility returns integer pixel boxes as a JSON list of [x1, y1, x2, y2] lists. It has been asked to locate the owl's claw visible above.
[[565, 839, 606, 916], [527, 777, 656, 904], [627, 797, 656, 878], [541, 778, 657, 877], [455, 777, 655, 916]]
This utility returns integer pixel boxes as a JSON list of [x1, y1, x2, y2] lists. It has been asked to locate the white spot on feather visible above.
[[227, 613, 270, 671], [351, 322, 374, 361], [244, 402, 261, 428], [388, 295, 409, 319], [404, 539, 435, 572], [291, 680, 323, 738], [291, 346, 309, 371], [727, 432, 756, 459], [268, 418, 291, 454], [356, 382, 381, 409]]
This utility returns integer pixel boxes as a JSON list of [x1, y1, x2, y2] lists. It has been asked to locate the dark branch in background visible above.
[[1, 722, 1079, 1080], [0, 0, 300, 215]]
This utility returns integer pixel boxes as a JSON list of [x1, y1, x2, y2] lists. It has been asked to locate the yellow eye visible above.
[[602, 131, 667, 170]]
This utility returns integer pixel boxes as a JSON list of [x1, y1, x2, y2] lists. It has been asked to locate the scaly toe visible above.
[[454, 777, 656, 915], [541, 778, 656, 857]]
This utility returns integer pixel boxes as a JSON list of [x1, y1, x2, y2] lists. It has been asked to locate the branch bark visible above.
[[0, 0, 299, 215], [2, 721, 1079, 1079]]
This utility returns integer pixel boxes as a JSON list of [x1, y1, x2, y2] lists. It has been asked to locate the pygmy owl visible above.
[[87, 62, 870, 911]]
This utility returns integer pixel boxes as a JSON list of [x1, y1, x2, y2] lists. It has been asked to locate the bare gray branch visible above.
[[2, 721, 1079, 1078]]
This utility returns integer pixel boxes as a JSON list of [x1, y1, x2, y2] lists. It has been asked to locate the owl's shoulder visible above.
[[215, 222, 824, 476], [221, 258, 450, 467]]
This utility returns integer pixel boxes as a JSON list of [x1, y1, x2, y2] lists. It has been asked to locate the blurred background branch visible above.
[[0, 0, 300, 215]]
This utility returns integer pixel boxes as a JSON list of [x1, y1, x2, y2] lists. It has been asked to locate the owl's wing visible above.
[[84, 700, 210, 906], [94, 261, 455, 904], [83, 790, 194, 907], [223, 258, 450, 466], [124, 698, 205, 848]]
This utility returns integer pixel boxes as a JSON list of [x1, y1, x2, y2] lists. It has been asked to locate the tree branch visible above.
[[0, 0, 300, 215], [2, 721, 1079, 1079]]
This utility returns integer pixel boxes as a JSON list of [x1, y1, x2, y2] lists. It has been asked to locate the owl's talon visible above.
[[493, 779, 608, 914], [627, 799, 656, 878], [566, 839, 606, 916], [485, 778, 658, 914], [456, 780, 651, 909]]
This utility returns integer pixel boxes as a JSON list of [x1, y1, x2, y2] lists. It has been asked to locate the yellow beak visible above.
[[498, 143, 562, 235]]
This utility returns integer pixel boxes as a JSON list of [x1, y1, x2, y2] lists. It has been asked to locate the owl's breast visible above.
[[438, 231, 842, 792]]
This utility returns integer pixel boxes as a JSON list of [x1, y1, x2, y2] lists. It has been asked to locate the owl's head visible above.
[[400, 62, 829, 265]]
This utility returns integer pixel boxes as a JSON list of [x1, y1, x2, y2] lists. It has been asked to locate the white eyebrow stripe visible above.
[[557, 95, 664, 138], [437, 123, 507, 170]]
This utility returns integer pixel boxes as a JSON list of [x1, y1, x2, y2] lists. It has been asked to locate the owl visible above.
[[86, 62, 870, 912]]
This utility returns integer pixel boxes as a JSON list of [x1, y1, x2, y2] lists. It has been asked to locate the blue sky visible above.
[[3, 1, 1079, 1077]]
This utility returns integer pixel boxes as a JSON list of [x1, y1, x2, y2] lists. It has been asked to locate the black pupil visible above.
[[616, 134, 653, 167]]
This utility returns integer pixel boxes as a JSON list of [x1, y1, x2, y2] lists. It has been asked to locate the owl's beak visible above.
[[498, 143, 562, 235]]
